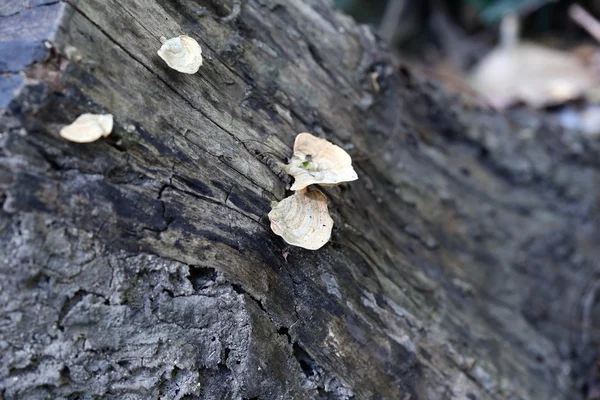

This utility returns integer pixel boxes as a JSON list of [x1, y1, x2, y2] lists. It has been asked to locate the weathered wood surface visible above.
[[1, 0, 600, 399]]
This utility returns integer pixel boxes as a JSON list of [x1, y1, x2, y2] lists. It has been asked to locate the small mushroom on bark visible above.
[[268, 188, 334, 250], [59, 113, 113, 143], [286, 133, 358, 191], [157, 35, 203, 74]]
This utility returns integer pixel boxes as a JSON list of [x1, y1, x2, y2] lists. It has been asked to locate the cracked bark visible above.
[[1, 0, 600, 399]]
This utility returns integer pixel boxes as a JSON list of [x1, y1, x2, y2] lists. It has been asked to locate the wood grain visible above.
[[1, 0, 599, 399]]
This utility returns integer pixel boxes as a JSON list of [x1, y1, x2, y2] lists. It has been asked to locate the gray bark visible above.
[[1, 0, 600, 399]]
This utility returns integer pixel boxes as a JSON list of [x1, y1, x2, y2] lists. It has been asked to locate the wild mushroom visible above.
[[470, 14, 597, 109], [157, 35, 203, 74], [59, 113, 113, 143], [268, 188, 334, 250], [286, 133, 358, 191]]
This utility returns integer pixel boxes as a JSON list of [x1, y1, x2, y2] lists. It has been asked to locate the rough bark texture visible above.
[[1, 0, 600, 399]]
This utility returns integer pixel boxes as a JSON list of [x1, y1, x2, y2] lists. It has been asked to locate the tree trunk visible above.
[[1, 1, 599, 399]]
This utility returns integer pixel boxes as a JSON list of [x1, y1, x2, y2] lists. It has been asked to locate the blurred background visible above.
[[335, 0, 600, 138]]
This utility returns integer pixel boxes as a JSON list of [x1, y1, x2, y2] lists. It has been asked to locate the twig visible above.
[[500, 13, 520, 48], [379, 0, 406, 43], [429, 1, 481, 70], [569, 4, 600, 44]]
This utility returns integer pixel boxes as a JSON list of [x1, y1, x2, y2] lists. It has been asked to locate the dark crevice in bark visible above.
[[231, 282, 267, 314], [188, 266, 219, 292]]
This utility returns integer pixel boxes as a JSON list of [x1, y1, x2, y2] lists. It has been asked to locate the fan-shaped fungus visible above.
[[268, 188, 334, 250], [286, 133, 358, 191], [157, 35, 203, 74]]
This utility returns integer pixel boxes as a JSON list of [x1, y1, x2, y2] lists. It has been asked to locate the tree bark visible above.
[[1, 0, 599, 399]]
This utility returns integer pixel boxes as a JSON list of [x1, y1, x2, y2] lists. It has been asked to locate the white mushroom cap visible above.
[[470, 43, 596, 109], [286, 133, 358, 191], [157, 35, 203, 74], [268, 189, 334, 250], [59, 113, 113, 143]]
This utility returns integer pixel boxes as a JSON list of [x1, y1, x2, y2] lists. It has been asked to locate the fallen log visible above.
[[1, 1, 599, 399]]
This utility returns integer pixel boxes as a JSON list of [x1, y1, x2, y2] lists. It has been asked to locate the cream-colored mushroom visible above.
[[469, 15, 597, 109], [59, 113, 113, 143], [268, 189, 334, 250], [286, 133, 358, 191], [157, 35, 202, 74]]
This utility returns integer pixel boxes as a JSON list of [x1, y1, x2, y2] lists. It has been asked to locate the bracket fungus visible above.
[[59, 113, 114, 143], [268, 189, 334, 251], [286, 133, 358, 191], [157, 35, 203, 74], [269, 133, 358, 250]]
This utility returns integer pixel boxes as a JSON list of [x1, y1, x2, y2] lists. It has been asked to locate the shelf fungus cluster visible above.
[[269, 133, 358, 250], [59, 113, 114, 143], [157, 35, 203, 74]]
